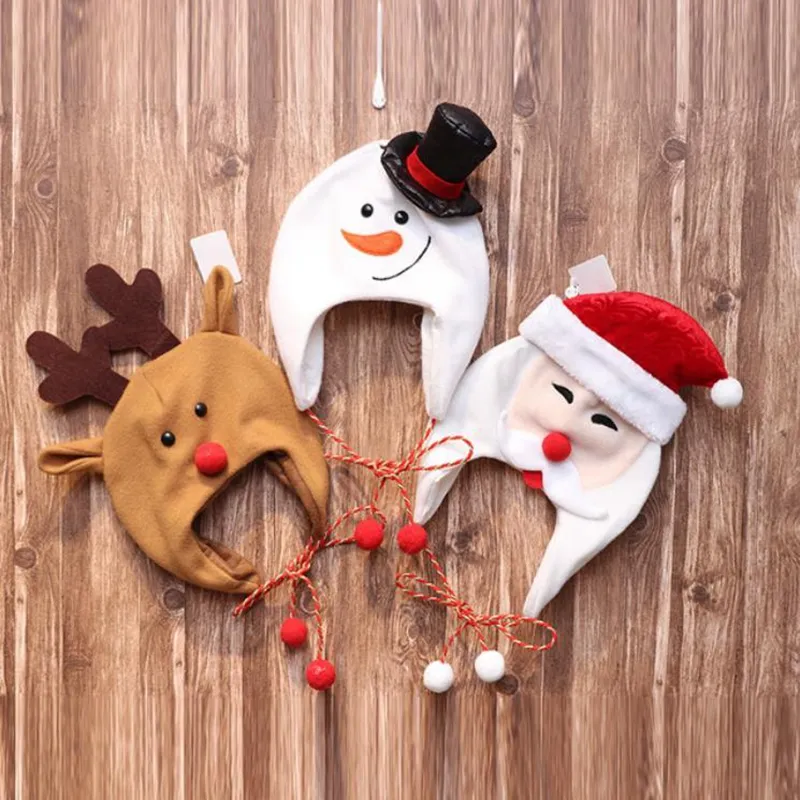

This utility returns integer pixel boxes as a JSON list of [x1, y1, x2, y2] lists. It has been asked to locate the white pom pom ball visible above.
[[423, 660, 454, 693], [474, 649, 505, 683], [710, 377, 743, 409]]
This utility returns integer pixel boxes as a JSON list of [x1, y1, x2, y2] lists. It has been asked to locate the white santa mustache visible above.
[[496, 414, 608, 521]]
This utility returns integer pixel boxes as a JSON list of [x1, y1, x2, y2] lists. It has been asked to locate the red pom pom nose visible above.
[[306, 659, 336, 691], [280, 617, 308, 648], [397, 523, 428, 555], [542, 432, 571, 462], [194, 442, 228, 475]]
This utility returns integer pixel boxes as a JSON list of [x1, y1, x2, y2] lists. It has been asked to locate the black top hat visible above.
[[381, 103, 497, 218]]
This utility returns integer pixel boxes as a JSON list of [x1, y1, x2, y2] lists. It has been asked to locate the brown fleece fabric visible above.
[[37, 267, 329, 594], [26, 327, 130, 406], [85, 264, 181, 357]]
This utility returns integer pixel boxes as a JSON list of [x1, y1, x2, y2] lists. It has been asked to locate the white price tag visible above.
[[568, 255, 616, 296], [190, 230, 242, 284]]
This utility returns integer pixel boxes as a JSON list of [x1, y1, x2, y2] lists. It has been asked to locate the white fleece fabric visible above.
[[413, 334, 662, 616], [269, 141, 490, 419], [522, 443, 660, 616]]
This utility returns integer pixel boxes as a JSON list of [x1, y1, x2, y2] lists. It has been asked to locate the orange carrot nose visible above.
[[341, 229, 403, 256]]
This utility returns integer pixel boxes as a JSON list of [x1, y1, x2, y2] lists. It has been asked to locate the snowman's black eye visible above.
[[161, 431, 176, 447], [591, 413, 618, 431], [194, 402, 207, 418], [394, 210, 409, 225], [361, 204, 374, 217]]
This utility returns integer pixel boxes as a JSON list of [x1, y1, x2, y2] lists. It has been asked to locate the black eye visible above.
[[161, 431, 176, 447], [194, 402, 207, 418], [394, 210, 409, 225], [591, 413, 618, 431], [361, 203, 374, 217], [552, 383, 574, 404]]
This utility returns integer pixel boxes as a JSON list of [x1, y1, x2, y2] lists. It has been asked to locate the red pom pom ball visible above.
[[354, 518, 385, 550], [280, 617, 308, 648], [306, 658, 336, 691], [397, 523, 428, 555], [542, 432, 571, 462], [194, 441, 229, 476]]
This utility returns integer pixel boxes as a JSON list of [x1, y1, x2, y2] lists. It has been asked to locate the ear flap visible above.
[[260, 411, 329, 536], [200, 267, 238, 335], [38, 437, 104, 475], [263, 450, 328, 535], [128, 522, 262, 595], [419, 286, 488, 419], [414, 337, 537, 523]]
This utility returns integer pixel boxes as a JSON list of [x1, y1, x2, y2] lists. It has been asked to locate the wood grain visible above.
[[4, 0, 799, 797]]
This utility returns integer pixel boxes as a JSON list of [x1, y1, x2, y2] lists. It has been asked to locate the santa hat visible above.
[[519, 292, 743, 445], [269, 104, 496, 419]]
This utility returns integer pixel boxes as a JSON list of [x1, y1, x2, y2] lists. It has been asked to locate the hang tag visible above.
[[190, 231, 242, 284], [567, 255, 616, 296]]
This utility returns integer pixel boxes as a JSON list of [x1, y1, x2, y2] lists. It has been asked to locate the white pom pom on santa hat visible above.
[[710, 377, 743, 409]]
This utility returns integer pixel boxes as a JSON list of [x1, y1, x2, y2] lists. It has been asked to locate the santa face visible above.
[[504, 355, 649, 490]]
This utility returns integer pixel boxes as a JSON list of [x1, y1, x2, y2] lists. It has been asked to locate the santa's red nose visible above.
[[194, 442, 228, 476], [542, 432, 571, 462]]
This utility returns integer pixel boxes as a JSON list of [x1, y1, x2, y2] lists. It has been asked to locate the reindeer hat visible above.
[[28, 265, 329, 594]]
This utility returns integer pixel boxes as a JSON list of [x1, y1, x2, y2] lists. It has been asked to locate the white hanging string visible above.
[[372, 0, 386, 109]]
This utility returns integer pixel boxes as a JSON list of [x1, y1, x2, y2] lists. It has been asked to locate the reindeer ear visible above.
[[200, 267, 238, 335], [38, 437, 104, 475]]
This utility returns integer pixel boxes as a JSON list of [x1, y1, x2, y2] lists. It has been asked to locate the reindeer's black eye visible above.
[[552, 383, 574, 404], [194, 402, 207, 418], [394, 210, 409, 225], [161, 431, 176, 447], [591, 413, 618, 431], [361, 203, 374, 217]]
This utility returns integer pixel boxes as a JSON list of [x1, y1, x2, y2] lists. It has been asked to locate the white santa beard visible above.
[[522, 440, 662, 617], [496, 416, 608, 521]]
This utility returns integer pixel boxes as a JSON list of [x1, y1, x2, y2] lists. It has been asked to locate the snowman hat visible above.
[[269, 105, 496, 419], [381, 102, 497, 218], [520, 292, 743, 445]]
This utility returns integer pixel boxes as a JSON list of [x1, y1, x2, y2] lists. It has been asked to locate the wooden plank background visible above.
[[2, 0, 799, 797]]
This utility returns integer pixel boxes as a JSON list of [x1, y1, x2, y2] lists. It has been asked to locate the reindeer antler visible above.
[[26, 326, 129, 406], [85, 265, 179, 357], [27, 264, 179, 408]]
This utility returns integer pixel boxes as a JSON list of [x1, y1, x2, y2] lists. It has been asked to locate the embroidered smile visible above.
[[340, 229, 432, 281]]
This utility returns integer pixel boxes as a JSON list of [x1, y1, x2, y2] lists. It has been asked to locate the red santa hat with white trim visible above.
[[519, 291, 743, 444]]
